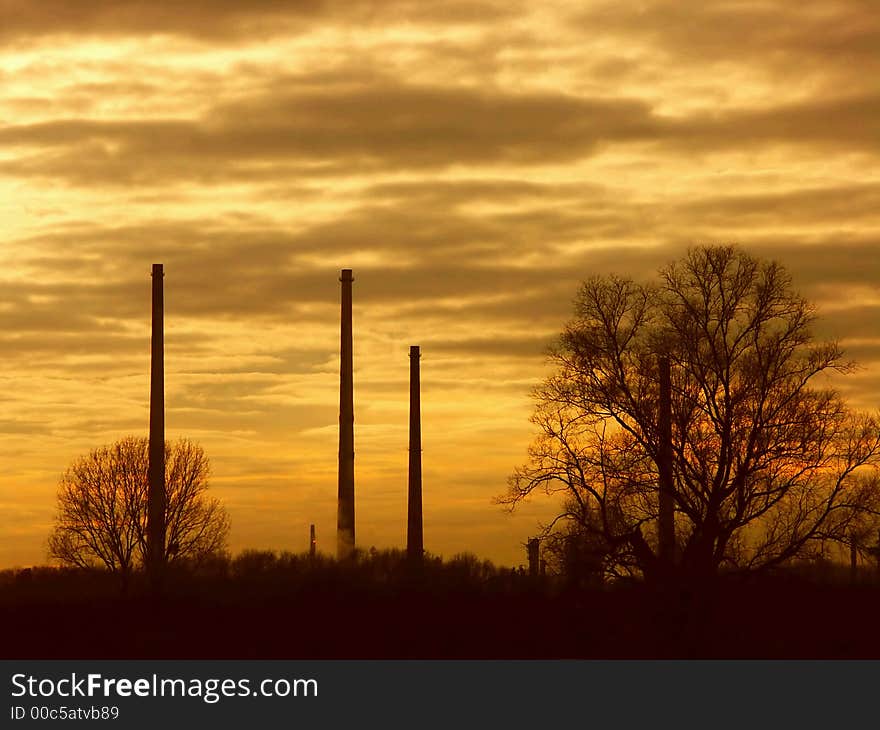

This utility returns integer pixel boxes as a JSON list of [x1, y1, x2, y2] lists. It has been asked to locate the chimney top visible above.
[[410, 345, 420, 357], [340, 269, 353, 281], [151, 263, 164, 276]]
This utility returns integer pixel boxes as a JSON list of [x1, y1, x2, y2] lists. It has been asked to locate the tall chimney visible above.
[[337, 269, 355, 559], [148, 263, 166, 586], [657, 355, 675, 568], [407, 345, 423, 563], [310, 523, 317, 559]]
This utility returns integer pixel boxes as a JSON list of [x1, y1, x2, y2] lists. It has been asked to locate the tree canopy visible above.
[[503, 245, 880, 582], [48, 436, 230, 580]]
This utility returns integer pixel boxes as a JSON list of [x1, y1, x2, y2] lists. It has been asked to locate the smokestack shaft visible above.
[[337, 269, 355, 559], [148, 264, 166, 582], [407, 346, 423, 561], [528, 538, 540, 578], [658, 355, 674, 566]]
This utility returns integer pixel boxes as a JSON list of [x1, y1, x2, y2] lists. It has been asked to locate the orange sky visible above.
[[1, 0, 878, 569]]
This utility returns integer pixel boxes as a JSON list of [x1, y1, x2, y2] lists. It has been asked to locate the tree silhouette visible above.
[[502, 245, 880, 583], [48, 436, 230, 583]]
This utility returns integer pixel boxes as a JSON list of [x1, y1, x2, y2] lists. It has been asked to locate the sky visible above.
[[1, 0, 878, 569]]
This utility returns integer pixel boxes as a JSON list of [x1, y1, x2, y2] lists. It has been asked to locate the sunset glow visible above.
[[1, 0, 878, 569]]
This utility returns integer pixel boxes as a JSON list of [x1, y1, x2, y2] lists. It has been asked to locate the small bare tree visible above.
[[48, 436, 230, 583], [502, 245, 880, 582]]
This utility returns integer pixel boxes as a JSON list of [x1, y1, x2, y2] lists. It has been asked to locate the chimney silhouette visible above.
[[658, 355, 675, 568], [148, 263, 166, 586], [407, 345, 423, 563], [527, 538, 540, 577], [337, 269, 355, 559], [850, 531, 857, 584], [310, 523, 317, 559]]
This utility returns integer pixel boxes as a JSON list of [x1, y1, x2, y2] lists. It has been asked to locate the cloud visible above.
[[0, 0, 521, 44], [15, 210, 873, 340], [3, 81, 879, 189], [749, 240, 880, 291], [679, 184, 880, 228], [679, 93, 880, 153], [576, 0, 880, 89], [0, 85, 662, 184], [426, 333, 555, 358]]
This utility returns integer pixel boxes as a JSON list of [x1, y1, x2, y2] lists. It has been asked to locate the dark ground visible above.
[[3, 563, 880, 659]]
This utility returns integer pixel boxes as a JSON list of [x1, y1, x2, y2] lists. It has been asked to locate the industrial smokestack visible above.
[[407, 345, 423, 564], [850, 532, 857, 585], [337, 269, 355, 559], [527, 538, 540, 578], [310, 523, 317, 559], [658, 355, 675, 568], [148, 263, 166, 586]]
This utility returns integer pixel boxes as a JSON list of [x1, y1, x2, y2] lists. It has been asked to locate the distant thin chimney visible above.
[[528, 538, 540, 578], [310, 523, 317, 559], [658, 355, 675, 568], [407, 345, 423, 563], [148, 263, 166, 586], [850, 532, 857, 584], [337, 269, 355, 559]]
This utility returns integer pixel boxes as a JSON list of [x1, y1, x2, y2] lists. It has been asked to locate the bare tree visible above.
[[48, 436, 230, 582], [502, 245, 880, 583]]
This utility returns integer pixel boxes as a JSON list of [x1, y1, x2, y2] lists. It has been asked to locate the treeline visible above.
[[2, 547, 880, 607], [0, 548, 535, 605]]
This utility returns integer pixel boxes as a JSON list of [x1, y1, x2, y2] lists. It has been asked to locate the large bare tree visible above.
[[48, 436, 230, 581], [503, 246, 880, 582]]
